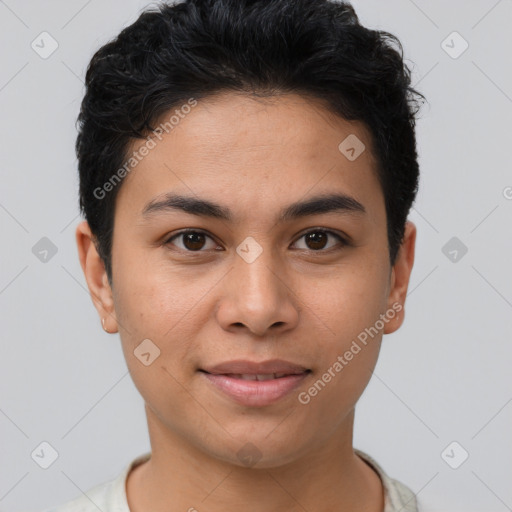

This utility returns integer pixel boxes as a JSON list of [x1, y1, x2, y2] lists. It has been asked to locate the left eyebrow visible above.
[[141, 192, 366, 222], [279, 193, 366, 221]]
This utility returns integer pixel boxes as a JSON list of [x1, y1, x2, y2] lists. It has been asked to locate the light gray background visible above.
[[1, 1, 511, 511]]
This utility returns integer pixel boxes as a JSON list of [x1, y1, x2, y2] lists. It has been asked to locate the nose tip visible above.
[[237, 320, 287, 338], [216, 259, 300, 337]]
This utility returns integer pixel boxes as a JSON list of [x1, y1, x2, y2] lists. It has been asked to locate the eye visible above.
[[164, 228, 348, 253], [292, 229, 347, 251], [165, 229, 221, 252]]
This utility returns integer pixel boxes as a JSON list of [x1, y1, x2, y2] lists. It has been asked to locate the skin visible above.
[[77, 92, 416, 512]]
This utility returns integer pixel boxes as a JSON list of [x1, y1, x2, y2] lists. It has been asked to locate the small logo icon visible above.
[[31, 441, 59, 469], [441, 441, 469, 469], [441, 31, 469, 59], [236, 442, 263, 467], [31, 31, 59, 59], [134, 339, 161, 366], [442, 237, 468, 263], [236, 237, 263, 264], [32, 237, 58, 263], [503, 186, 512, 200], [338, 134, 366, 161]]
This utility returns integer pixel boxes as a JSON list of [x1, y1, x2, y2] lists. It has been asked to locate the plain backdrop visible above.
[[1, 1, 511, 511]]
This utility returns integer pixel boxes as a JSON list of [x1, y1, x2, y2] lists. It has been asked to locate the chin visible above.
[[205, 429, 313, 470]]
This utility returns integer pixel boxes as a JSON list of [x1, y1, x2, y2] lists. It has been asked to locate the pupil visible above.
[[306, 232, 327, 250], [184, 233, 205, 250]]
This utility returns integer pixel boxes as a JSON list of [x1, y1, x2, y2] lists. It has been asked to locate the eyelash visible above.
[[163, 228, 349, 254]]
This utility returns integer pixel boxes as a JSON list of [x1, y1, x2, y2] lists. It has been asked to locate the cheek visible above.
[[298, 255, 389, 408], [305, 258, 390, 343], [297, 271, 387, 423], [112, 271, 205, 407], [112, 256, 223, 376], [113, 254, 200, 332]]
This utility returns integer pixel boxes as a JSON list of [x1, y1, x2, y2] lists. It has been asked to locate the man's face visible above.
[[105, 92, 404, 467]]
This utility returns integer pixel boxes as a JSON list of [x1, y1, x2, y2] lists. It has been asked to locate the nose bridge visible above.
[[216, 236, 299, 336], [234, 237, 284, 309]]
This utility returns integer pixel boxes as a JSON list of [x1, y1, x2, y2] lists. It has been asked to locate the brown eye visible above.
[[165, 230, 219, 252], [292, 229, 346, 252], [182, 232, 206, 250], [305, 231, 328, 250]]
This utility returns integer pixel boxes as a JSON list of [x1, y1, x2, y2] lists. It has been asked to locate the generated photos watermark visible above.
[[93, 98, 198, 200], [298, 302, 403, 405]]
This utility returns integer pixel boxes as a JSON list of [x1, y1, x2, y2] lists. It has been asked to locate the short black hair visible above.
[[76, 0, 426, 281]]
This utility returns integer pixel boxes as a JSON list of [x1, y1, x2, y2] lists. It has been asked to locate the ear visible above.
[[383, 221, 416, 334], [76, 221, 118, 334]]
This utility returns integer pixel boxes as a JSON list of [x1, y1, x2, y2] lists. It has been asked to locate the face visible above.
[[78, 92, 415, 468]]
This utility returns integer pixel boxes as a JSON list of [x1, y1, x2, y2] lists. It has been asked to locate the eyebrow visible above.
[[141, 192, 366, 222]]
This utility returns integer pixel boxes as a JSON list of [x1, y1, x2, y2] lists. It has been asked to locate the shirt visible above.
[[42, 449, 418, 512]]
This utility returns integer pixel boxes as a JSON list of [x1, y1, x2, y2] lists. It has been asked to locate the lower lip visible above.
[[201, 371, 310, 407]]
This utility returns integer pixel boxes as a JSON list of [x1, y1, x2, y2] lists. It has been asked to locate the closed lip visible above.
[[200, 359, 310, 376]]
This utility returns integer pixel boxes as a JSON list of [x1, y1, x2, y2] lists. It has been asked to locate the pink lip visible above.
[[201, 372, 310, 407], [200, 359, 311, 407], [202, 358, 309, 375]]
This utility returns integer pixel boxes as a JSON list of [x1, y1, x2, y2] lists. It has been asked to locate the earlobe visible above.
[[76, 220, 118, 334], [383, 221, 416, 335]]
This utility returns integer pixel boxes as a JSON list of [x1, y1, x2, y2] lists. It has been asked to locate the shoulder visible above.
[[355, 449, 419, 512], [40, 452, 151, 512], [40, 478, 118, 512]]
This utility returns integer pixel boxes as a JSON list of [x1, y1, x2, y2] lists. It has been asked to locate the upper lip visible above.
[[201, 359, 310, 375]]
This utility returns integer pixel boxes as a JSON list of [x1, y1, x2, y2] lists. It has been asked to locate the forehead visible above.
[[151, 92, 375, 163], [116, 92, 383, 224]]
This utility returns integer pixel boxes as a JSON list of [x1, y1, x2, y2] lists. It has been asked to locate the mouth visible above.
[[208, 372, 305, 381], [199, 359, 312, 407]]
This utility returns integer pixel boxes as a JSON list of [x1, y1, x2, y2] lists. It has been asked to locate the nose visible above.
[[215, 247, 300, 338]]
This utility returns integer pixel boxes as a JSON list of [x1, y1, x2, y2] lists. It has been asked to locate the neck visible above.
[[126, 406, 384, 512]]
